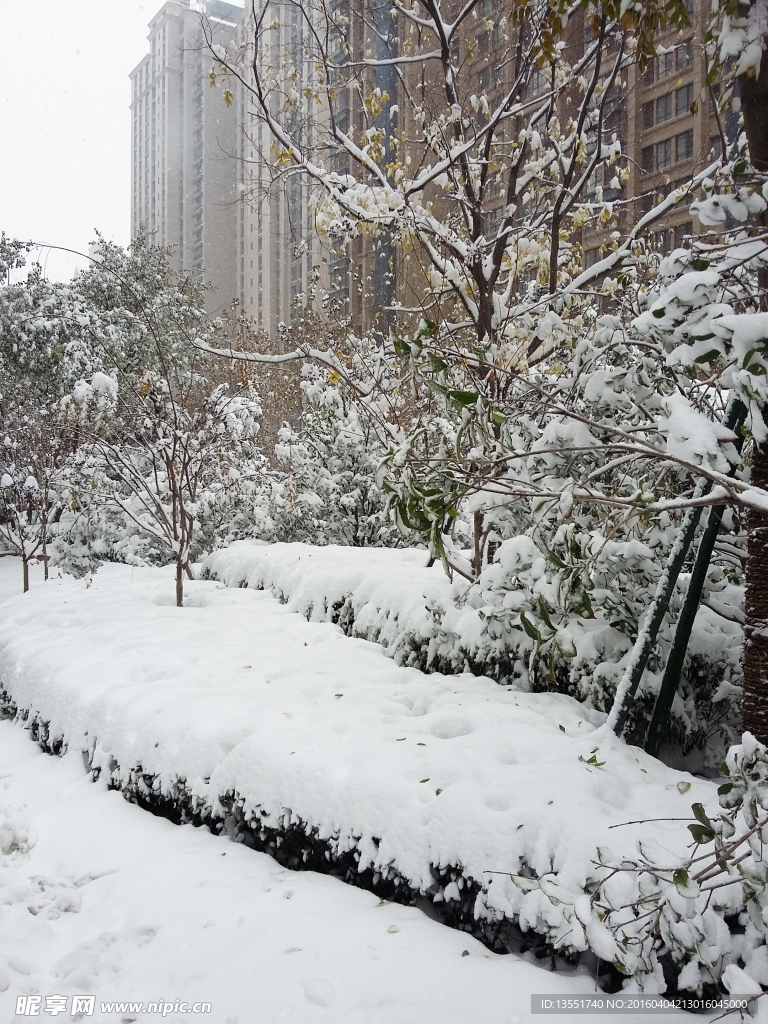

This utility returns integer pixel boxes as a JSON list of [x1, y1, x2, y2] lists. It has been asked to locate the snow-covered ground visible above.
[[0, 557, 718, 1021], [0, 713, 716, 1024]]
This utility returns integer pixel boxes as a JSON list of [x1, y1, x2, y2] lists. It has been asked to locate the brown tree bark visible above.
[[473, 510, 484, 579], [175, 555, 184, 608], [740, 63, 768, 178], [743, 443, 768, 741], [739, 45, 768, 740]]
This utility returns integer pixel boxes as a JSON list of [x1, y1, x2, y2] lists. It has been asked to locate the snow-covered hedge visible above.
[[0, 562, 731, 990], [202, 541, 742, 762]]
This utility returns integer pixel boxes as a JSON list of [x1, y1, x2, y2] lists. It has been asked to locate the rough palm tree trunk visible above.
[[742, 442, 768, 741]]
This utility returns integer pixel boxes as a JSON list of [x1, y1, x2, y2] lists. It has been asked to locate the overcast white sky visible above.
[[0, 1, 156, 281]]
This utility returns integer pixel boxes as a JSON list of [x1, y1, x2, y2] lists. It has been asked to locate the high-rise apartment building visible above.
[[461, 0, 727, 271], [132, 0, 727, 330], [585, 0, 731, 264], [130, 0, 242, 312], [230, 5, 319, 333], [131, 0, 319, 327]]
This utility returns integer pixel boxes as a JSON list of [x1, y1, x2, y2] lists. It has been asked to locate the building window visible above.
[[676, 83, 693, 118], [710, 134, 723, 158], [478, 66, 491, 93], [674, 177, 695, 204], [487, 205, 505, 235], [656, 137, 672, 170], [582, 213, 600, 237], [677, 39, 694, 69], [584, 247, 600, 269], [641, 145, 655, 174], [658, 50, 675, 79], [674, 221, 693, 248], [643, 60, 655, 86], [588, 162, 604, 193], [487, 171, 504, 197], [656, 92, 672, 124], [531, 66, 548, 96], [642, 101, 654, 130], [675, 129, 694, 162]]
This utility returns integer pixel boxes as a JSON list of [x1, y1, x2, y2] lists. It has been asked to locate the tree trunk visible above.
[[41, 517, 48, 581], [740, 62, 768, 178], [175, 555, 184, 608], [473, 510, 484, 578], [739, 54, 768, 740], [743, 442, 768, 741], [22, 555, 29, 594]]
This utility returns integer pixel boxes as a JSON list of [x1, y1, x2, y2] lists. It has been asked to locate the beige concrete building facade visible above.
[[131, 0, 322, 330], [130, 1, 243, 313], [132, 0, 730, 333]]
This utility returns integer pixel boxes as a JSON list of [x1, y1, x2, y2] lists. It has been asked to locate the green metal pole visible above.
[[644, 399, 746, 757], [609, 400, 745, 740]]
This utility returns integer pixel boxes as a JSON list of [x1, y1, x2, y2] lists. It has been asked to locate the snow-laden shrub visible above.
[[509, 733, 768, 1003], [375, 215, 768, 756], [204, 540, 741, 768], [263, 367, 407, 548]]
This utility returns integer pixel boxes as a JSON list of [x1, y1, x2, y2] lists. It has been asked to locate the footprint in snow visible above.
[[485, 795, 511, 812], [303, 978, 334, 1007], [430, 716, 473, 739]]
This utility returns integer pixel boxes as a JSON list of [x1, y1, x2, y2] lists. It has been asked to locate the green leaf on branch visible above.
[[692, 349, 721, 364], [446, 389, 480, 409], [673, 869, 699, 898], [519, 612, 542, 643], [415, 318, 437, 340], [732, 160, 748, 180], [688, 823, 715, 845], [692, 802, 712, 828], [538, 597, 555, 632], [390, 331, 411, 360]]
